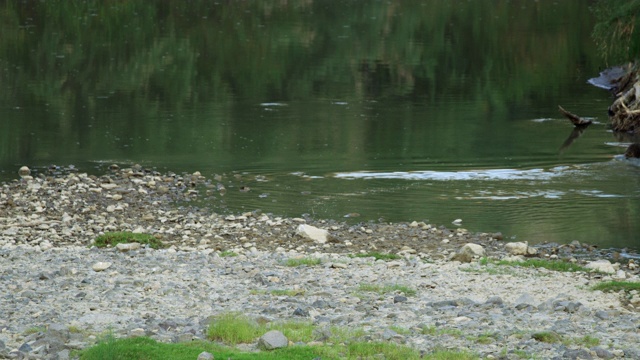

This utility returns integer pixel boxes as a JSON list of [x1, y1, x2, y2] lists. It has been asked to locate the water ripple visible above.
[[333, 167, 583, 181]]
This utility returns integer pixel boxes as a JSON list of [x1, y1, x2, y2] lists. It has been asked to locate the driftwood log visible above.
[[588, 62, 640, 133], [558, 106, 592, 126], [587, 63, 640, 158]]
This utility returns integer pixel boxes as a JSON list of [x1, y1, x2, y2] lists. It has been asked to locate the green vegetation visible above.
[[532, 331, 562, 343], [207, 313, 263, 345], [206, 312, 315, 345], [285, 257, 322, 267], [352, 252, 401, 261], [389, 326, 411, 335], [573, 335, 600, 347], [79, 336, 319, 360], [357, 283, 417, 297], [471, 332, 497, 345], [93, 232, 164, 249], [479, 257, 590, 273], [79, 312, 480, 359], [219, 250, 238, 257], [592, 0, 640, 63], [591, 281, 640, 293], [420, 325, 463, 338], [23, 326, 46, 335], [249, 289, 306, 296], [530, 331, 599, 347]]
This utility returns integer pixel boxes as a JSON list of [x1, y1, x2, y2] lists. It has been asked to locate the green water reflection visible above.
[[0, 1, 638, 250]]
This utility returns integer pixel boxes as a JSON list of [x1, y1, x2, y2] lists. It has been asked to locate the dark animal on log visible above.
[[625, 143, 640, 158]]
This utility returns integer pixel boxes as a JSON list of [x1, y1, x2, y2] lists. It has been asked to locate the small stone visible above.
[[593, 347, 615, 359], [258, 330, 288, 350], [330, 262, 347, 269], [100, 183, 118, 190], [293, 307, 309, 317], [452, 218, 462, 226], [129, 328, 146, 337], [514, 293, 536, 307], [106, 205, 116, 213], [394, 295, 408, 303], [116, 243, 141, 252], [197, 352, 214, 360], [563, 348, 593, 360], [485, 296, 504, 306], [92, 262, 112, 272], [594, 310, 610, 320], [18, 166, 31, 177]]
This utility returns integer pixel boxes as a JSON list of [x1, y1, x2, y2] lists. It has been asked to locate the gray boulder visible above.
[[258, 330, 288, 350]]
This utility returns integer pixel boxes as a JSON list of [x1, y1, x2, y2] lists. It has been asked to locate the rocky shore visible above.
[[1, 166, 639, 359]]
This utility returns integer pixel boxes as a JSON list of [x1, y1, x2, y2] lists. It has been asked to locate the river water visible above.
[[1, 1, 638, 250]]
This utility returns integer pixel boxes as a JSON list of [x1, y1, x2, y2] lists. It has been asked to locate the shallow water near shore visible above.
[[1, 1, 639, 250]]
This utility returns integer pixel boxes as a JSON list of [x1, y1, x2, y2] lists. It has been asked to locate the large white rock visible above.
[[450, 243, 485, 263], [295, 224, 329, 244], [505, 241, 538, 256], [585, 259, 616, 274]]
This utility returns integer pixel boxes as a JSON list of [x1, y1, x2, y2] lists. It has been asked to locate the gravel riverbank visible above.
[[1, 166, 639, 359]]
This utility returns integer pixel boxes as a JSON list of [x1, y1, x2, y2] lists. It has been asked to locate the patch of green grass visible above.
[[389, 326, 411, 335], [79, 336, 321, 360], [328, 326, 366, 344], [268, 321, 315, 343], [571, 334, 600, 347], [79, 335, 478, 360], [270, 289, 305, 296], [591, 281, 640, 293], [219, 250, 238, 257], [206, 313, 315, 345], [509, 349, 537, 359], [473, 334, 495, 344], [79, 312, 481, 360], [93, 231, 164, 249], [357, 283, 416, 296], [285, 257, 322, 267], [68, 325, 82, 333], [352, 252, 401, 261], [207, 313, 261, 345], [23, 326, 46, 335], [481, 257, 589, 272], [532, 331, 562, 343]]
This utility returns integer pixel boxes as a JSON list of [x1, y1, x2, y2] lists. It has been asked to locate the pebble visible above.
[[0, 246, 637, 359], [0, 168, 638, 359]]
